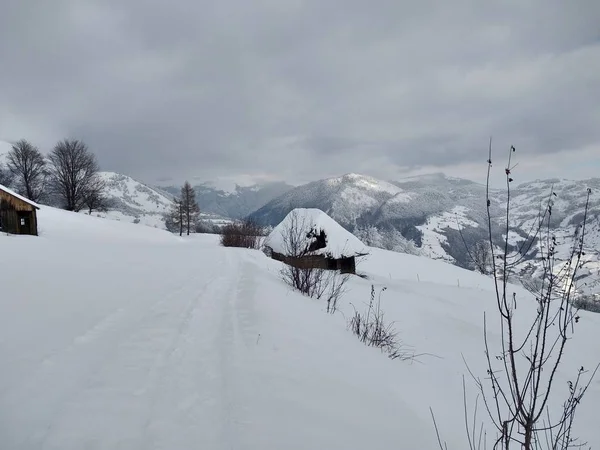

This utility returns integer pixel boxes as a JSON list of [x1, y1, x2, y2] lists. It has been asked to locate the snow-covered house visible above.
[[0, 184, 40, 236], [263, 208, 368, 274]]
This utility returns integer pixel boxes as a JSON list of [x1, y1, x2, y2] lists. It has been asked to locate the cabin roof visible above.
[[0, 183, 41, 209], [265, 208, 368, 259]]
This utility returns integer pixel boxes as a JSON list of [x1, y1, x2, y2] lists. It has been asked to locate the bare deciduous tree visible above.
[[432, 141, 599, 450], [48, 139, 101, 211], [84, 175, 111, 215], [6, 139, 47, 202]]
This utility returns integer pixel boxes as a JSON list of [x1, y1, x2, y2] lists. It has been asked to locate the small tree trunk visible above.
[[524, 422, 533, 450], [179, 202, 183, 236]]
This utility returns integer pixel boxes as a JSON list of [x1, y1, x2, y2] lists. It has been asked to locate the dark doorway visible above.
[[17, 212, 32, 235]]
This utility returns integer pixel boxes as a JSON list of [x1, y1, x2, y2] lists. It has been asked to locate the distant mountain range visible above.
[[2, 138, 598, 302], [248, 172, 600, 301], [159, 181, 294, 220]]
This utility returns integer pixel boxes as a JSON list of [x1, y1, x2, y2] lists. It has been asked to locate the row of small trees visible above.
[[0, 139, 108, 214]]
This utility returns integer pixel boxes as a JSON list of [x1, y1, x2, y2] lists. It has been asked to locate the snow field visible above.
[[1, 206, 599, 449]]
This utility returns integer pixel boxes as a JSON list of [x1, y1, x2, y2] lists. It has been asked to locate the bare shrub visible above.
[[349, 285, 414, 360], [572, 295, 600, 314], [281, 262, 349, 313], [432, 141, 599, 450], [220, 219, 263, 249]]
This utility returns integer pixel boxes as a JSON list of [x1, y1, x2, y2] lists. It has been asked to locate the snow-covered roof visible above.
[[0, 183, 40, 209], [265, 208, 368, 259]]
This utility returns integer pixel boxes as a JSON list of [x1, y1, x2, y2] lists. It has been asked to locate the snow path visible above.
[[0, 240, 264, 449]]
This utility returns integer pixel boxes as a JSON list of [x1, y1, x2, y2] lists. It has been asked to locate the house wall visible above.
[[270, 250, 356, 274], [0, 191, 38, 235]]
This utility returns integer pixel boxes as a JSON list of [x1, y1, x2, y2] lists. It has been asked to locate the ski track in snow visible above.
[[0, 245, 262, 450]]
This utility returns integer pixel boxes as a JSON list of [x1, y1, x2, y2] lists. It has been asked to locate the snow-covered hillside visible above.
[[92, 171, 175, 228], [88, 172, 232, 230], [1, 207, 598, 449]]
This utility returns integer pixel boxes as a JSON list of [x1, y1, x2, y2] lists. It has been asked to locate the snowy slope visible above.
[[91, 171, 175, 228], [86, 172, 231, 230], [1, 206, 598, 449]]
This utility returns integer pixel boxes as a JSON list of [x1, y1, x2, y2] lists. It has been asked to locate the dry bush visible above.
[[281, 262, 349, 313], [349, 285, 413, 360], [220, 219, 263, 249]]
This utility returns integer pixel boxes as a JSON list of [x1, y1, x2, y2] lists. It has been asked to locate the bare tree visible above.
[[6, 139, 47, 202], [0, 163, 14, 187], [48, 139, 101, 211], [432, 141, 599, 450], [180, 181, 200, 235], [84, 175, 110, 215]]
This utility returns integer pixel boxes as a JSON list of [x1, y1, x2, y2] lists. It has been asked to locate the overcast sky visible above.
[[1, 0, 599, 187]]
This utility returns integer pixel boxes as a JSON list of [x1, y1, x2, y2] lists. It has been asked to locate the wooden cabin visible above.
[[0, 184, 40, 236], [264, 208, 369, 275]]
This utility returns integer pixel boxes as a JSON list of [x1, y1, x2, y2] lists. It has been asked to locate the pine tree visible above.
[[164, 198, 183, 236], [180, 181, 200, 235]]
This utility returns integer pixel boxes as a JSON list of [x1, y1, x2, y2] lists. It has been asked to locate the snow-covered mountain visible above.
[[92, 172, 231, 229], [159, 181, 294, 219], [249, 173, 411, 229], [248, 172, 600, 304]]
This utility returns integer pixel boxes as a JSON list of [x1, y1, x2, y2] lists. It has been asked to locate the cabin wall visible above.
[[0, 194, 38, 235], [270, 251, 356, 274], [0, 207, 18, 234]]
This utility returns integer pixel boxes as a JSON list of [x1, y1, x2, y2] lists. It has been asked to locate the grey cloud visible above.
[[1, 0, 599, 185]]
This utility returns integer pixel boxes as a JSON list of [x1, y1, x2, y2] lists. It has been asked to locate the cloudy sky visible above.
[[1, 0, 599, 187]]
